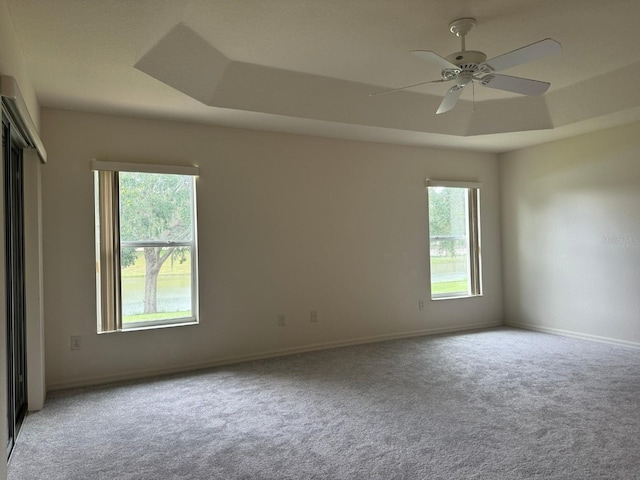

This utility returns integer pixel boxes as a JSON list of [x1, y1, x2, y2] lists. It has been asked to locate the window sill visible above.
[[431, 294, 483, 301], [99, 318, 199, 333]]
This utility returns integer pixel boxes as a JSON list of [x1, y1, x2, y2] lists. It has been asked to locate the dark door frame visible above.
[[3, 116, 28, 458]]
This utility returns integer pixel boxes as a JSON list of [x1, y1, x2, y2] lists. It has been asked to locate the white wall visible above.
[[41, 108, 503, 389], [501, 121, 640, 346]]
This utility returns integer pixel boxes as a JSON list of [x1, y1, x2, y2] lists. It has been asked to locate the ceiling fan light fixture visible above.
[[457, 72, 474, 87]]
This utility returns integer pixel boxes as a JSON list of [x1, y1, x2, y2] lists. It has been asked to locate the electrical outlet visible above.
[[310, 310, 318, 323], [418, 300, 425, 311], [277, 314, 286, 327], [71, 335, 82, 351]]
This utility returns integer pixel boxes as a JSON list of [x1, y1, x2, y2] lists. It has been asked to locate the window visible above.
[[92, 161, 199, 332], [427, 180, 481, 299]]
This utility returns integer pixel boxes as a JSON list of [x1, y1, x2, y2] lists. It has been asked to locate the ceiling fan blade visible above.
[[480, 74, 550, 96], [436, 85, 465, 114], [482, 38, 561, 72], [369, 78, 449, 97], [411, 50, 459, 71]]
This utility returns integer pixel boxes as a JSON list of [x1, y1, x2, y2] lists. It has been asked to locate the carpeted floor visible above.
[[8, 327, 640, 479]]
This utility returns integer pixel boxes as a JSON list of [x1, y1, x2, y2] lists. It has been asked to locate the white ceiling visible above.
[[7, 0, 640, 152]]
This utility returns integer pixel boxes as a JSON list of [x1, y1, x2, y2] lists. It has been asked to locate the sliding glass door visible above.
[[3, 117, 28, 457]]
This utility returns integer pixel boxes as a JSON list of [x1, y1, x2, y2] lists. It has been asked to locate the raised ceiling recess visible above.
[[8, 0, 640, 151]]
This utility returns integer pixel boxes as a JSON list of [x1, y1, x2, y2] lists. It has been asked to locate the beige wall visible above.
[[501, 121, 640, 346], [23, 150, 46, 410], [41, 108, 503, 389], [0, 0, 39, 128]]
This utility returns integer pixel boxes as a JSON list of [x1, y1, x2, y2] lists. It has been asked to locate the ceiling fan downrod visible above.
[[443, 18, 487, 73], [448, 17, 476, 52]]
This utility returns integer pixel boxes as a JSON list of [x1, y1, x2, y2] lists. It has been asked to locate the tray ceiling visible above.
[[7, 0, 640, 152]]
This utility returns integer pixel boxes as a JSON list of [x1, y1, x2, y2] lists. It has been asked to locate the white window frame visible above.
[[92, 160, 199, 332], [426, 179, 482, 300]]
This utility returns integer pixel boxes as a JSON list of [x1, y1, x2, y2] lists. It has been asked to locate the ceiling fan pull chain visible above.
[[472, 81, 476, 112]]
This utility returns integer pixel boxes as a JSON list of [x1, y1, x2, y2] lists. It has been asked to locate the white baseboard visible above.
[[506, 321, 640, 350], [46, 320, 502, 392]]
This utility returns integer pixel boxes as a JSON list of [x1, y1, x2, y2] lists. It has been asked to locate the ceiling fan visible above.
[[371, 18, 561, 114]]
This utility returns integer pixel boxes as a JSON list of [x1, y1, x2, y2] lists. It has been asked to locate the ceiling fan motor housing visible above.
[[445, 50, 487, 69]]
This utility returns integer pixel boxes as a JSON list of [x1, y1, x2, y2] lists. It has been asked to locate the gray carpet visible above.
[[8, 327, 640, 479]]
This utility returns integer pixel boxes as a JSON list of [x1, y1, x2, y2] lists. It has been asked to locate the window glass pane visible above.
[[428, 186, 471, 297], [119, 171, 196, 327], [120, 246, 193, 324], [119, 172, 193, 243]]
